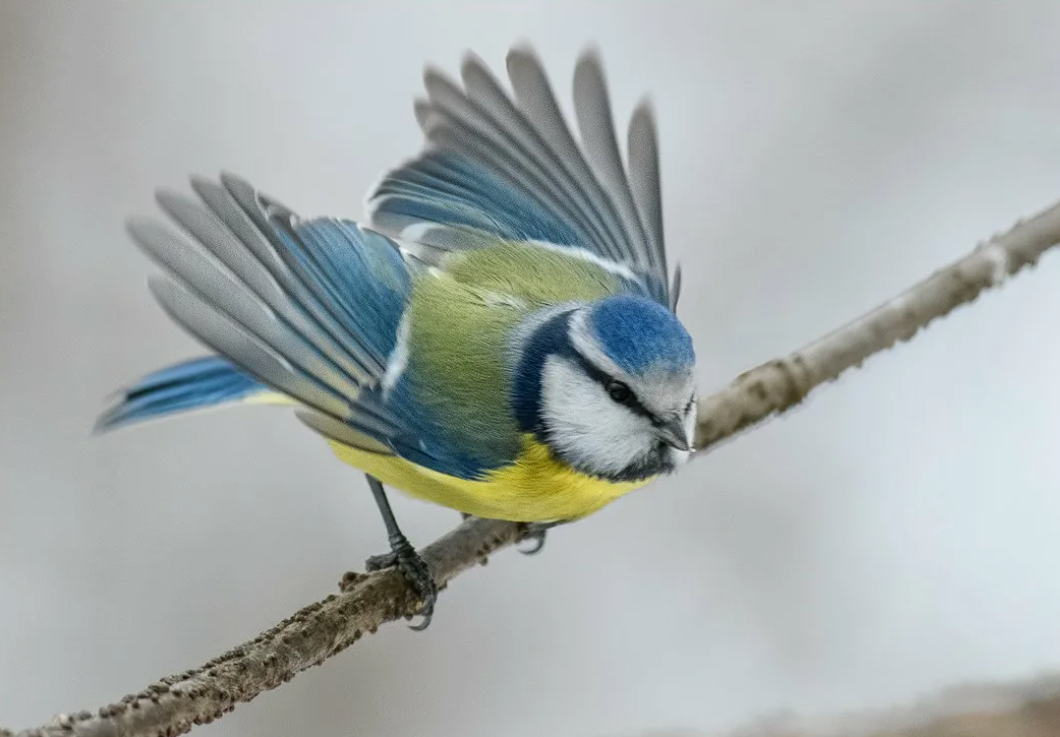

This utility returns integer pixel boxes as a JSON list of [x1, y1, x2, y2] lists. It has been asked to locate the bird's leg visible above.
[[517, 519, 567, 556], [363, 474, 437, 630]]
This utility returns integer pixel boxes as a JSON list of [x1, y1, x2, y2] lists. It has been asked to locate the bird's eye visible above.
[[607, 380, 633, 404]]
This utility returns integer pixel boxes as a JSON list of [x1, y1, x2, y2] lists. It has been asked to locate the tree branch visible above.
[[9, 198, 1060, 737]]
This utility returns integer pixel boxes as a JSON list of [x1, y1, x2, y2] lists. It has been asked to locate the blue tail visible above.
[[96, 356, 265, 431]]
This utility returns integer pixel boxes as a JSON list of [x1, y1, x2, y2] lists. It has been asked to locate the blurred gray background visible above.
[[4, 2, 1060, 736]]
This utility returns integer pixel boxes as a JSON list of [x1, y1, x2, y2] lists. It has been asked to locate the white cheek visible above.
[[539, 357, 653, 474]]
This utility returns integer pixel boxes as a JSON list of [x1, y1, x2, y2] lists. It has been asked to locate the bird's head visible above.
[[513, 294, 697, 482]]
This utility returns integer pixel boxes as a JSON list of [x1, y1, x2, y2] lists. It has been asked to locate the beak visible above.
[[656, 417, 691, 452]]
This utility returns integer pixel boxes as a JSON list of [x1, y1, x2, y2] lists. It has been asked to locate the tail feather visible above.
[[96, 356, 266, 431]]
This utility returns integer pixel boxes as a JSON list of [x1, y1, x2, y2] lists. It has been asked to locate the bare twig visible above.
[[8, 199, 1060, 737]]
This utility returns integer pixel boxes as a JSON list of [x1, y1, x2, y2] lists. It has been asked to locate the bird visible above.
[[97, 46, 698, 629]]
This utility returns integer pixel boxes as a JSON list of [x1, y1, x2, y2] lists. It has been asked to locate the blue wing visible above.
[[122, 173, 509, 479], [366, 47, 678, 309]]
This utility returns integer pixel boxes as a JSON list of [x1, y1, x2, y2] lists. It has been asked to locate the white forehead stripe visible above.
[[566, 309, 627, 378]]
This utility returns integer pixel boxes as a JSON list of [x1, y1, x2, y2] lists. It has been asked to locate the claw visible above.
[[366, 534, 438, 629], [517, 521, 564, 556], [397, 547, 437, 630], [364, 474, 438, 629], [517, 525, 549, 555]]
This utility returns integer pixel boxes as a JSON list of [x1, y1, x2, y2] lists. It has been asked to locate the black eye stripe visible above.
[[566, 348, 655, 421]]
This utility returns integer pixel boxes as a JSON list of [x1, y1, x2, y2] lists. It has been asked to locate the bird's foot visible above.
[[517, 521, 561, 556], [365, 533, 437, 630]]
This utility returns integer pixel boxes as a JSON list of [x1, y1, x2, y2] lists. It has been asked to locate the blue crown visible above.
[[589, 295, 695, 375]]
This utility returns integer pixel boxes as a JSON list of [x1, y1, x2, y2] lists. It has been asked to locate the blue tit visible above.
[[98, 47, 697, 627]]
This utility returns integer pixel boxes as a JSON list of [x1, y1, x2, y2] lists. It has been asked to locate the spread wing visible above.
[[129, 173, 510, 478], [366, 46, 680, 311]]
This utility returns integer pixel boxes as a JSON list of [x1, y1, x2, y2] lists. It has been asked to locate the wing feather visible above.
[[147, 276, 356, 422], [505, 47, 634, 261], [626, 101, 667, 280], [458, 55, 621, 260], [132, 176, 424, 457], [222, 175, 388, 376], [571, 52, 654, 274], [367, 45, 674, 308], [128, 217, 367, 403]]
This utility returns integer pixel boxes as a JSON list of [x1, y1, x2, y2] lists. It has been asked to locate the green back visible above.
[[404, 242, 623, 464]]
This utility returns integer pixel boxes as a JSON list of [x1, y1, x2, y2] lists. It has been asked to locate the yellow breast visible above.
[[328, 434, 652, 522]]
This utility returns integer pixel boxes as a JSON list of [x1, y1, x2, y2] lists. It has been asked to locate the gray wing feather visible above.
[[505, 46, 633, 262], [412, 98, 432, 129], [218, 174, 388, 376], [627, 101, 667, 278], [128, 215, 367, 404], [129, 218, 354, 398], [571, 52, 656, 275], [152, 191, 378, 383], [296, 409, 393, 456], [157, 189, 287, 310], [421, 70, 586, 237], [458, 54, 623, 262], [147, 276, 354, 420], [149, 276, 401, 448], [669, 262, 682, 313], [185, 178, 382, 379]]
